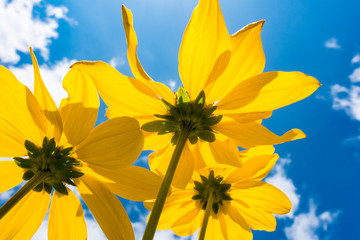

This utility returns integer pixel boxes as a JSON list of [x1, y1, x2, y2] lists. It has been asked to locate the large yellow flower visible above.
[[71, 0, 320, 188], [0, 49, 161, 240], [147, 146, 291, 239]]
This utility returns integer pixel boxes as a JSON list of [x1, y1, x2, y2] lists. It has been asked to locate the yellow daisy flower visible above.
[[70, 1, 320, 188], [148, 146, 291, 240], [0, 49, 161, 240]]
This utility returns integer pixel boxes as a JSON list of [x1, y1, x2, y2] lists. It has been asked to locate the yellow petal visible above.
[[198, 140, 241, 168], [59, 67, 99, 147], [149, 143, 194, 189], [213, 120, 306, 148], [75, 117, 144, 169], [225, 154, 277, 183], [206, 20, 266, 104], [229, 200, 276, 231], [121, 5, 175, 104], [83, 164, 162, 201], [0, 66, 47, 156], [0, 161, 23, 193], [179, 0, 230, 99], [0, 190, 50, 240], [223, 111, 272, 123], [223, 203, 253, 239], [204, 213, 223, 240], [77, 174, 134, 240], [48, 189, 86, 240], [30, 48, 63, 141], [217, 71, 321, 112], [231, 181, 292, 215], [143, 131, 172, 151], [157, 189, 195, 229], [71, 61, 167, 117], [170, 202, 202, 236], [239, 145, 275, 163]]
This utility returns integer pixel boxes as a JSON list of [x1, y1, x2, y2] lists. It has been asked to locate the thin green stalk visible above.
[[0, 171, 49, 220], [143, 127, 191, 240], [199, 191, 214, 240]]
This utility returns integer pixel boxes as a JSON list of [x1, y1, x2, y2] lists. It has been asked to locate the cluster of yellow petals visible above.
[[0, 0, 320, 239]]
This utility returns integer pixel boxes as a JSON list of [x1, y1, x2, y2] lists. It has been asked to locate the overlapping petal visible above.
[[213, 119, 306, 148], [71, 61, 167, 117], [59, 67, 99, 147], [216, 71, 321, 113], [206, 20, 266, 104], [121, 5, 175, 104], [0, 161, 23, 193], [179, 0, 231, 99], [75, 117, 144, 169], [30, 48, 63, 141], [77, 174, 134, 240], [0, 66, 47, 156], [48, 189, 87, 240], [0, 190, 50, 240]]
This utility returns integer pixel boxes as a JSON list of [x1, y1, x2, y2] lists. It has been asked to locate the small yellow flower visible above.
[[0, 49, 161, 240], [71, 0, 320, 188], [147, 146, 291, 239]]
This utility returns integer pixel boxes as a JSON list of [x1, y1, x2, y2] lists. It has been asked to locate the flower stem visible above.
[[0, 171, 49, 220], [143, 127, 191, 240], [199, 191, 214, 240]]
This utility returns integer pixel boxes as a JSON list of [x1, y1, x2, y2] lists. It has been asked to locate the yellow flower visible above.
[[0, 49, 161, 240], [71, 0, 320, 188], [147, 146, 291, 239]]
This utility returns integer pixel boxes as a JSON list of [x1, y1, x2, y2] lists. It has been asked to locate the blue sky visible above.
[[0, 0, 359, 239]]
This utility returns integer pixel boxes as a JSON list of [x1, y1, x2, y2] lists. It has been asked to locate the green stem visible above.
[[0, 171, 49, 220], [199, 191, 214, 240], [143, 127, 191, 240]]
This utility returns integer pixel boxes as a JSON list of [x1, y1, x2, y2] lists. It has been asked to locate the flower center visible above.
[[13, 136, 83, 195], [192, 170, 232, 214], [142, 87, 222, 145]]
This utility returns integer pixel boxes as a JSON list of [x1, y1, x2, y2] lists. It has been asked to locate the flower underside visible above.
[[192, 170, 232, 214], [13, 137, 83, 195], [142, 87, 222, 145]]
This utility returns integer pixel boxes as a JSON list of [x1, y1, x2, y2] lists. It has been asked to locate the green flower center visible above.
[[192, 170, 232, 214], [13, 136, 83, 195], [142, 87, 222, 145]]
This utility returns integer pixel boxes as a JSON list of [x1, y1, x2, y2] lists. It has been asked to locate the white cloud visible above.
[[0, 0, 71, 63], [284, 200, 339, 240], [8, 58, 76, 106], [45, 5, 76, 25], [352, 54, 360, 64], [349, 67, 360, 83], [109, 57, 125, 68], [265, 157, 300, 218], [168, 80, 177, 91], [324, 38, 341, 49], [331, 84, 360, 120]]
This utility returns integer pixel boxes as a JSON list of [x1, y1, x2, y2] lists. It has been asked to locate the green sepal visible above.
[[42, 136, 49, 150], [200, 115, 223, 126], [53, 157, 72, 170], [44, 138, 56, 158], [142, 120, 180, 133], [44, 183, 52, 194], [191, 194, 203, 200], [58, 147, 73, 157], [33, 183, 44, 192], [171, 132, 180, 145], [64, 178, 76, 186], [222, 194, 233, 201], [154, 114, 175, 121], [13, 157, 32, 169], [202, 106, 217, 118], [62, 169, 84, 179], [161, 99, 176, 111], [189, 136, 198, 145], [197, 131, 215, 142], [212, 202, 219, 214], [200, 175, 208, 183], [177, 87, 191, 104], [22, 170, 35, 180], [24, 140, 39, 158], [52, 182, 68, 195]]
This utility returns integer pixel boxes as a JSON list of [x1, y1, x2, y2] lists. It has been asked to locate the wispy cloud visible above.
[[324, 38, 341, 49], [109, 57, 125, 68], [8, 58, 77, 106], [0, 0, 71, 63], [284, 200, 339, 240], [168, 80, 177, 91], [331, 84, 360, 120], [266, 157, 300, 218], [352, 54, 360, 64]]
